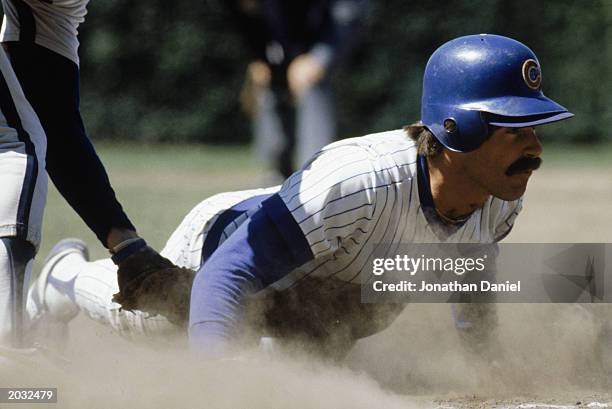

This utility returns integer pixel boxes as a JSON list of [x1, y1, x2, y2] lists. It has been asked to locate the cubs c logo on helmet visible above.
[[522, 59, 542, 90]]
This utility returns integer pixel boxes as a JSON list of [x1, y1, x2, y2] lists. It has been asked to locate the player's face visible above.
[[462, 126, 543, 201]]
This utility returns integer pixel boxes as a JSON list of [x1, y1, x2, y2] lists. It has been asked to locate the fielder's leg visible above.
[[0, 49, 47, 350], [253, 85, 294, 180], [0, 239, 34, 347], [295, 80, 335, 168]]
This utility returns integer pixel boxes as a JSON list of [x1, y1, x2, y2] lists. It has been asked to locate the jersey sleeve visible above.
[[493, 198, 523, 242], [1, 0, 87, 65], [276, 144, 379, 259]]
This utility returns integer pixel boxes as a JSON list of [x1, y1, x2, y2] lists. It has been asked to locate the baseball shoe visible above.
[[26, 238, 89, 351]]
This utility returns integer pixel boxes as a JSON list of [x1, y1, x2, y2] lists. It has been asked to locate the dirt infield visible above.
[[508, 166, 612, 243]]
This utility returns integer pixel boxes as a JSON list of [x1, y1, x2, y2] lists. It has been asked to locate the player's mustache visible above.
[[505, 156, 542, 176]]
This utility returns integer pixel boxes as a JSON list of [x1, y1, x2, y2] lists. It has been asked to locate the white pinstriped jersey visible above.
[[271, 129, 521, 289], [166, 129, 522, 291], [1, 0, 89, 64]]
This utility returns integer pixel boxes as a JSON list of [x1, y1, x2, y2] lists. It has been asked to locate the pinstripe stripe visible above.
[[318, 215, 373, 237], [385, 145, 417, 156], [322, 201, 374, 221]]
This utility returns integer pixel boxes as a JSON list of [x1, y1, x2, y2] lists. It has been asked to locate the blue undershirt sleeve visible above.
[[188, 194, 313, 355]]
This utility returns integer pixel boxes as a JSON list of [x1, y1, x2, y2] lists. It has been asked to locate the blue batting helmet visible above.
[[421, 34, 573, 152]]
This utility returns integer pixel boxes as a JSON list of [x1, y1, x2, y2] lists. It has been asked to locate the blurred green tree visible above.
[[67, 0, 611, 143]]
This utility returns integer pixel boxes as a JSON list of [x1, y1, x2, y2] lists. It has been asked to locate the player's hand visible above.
[[247, 60, 272, 88], [112, 246, 195, 327], [240, 60, 271, 116], [287, 54, 326, 99]]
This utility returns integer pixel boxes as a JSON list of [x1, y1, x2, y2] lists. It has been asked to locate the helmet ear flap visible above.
[[423, 105, 489, 152]]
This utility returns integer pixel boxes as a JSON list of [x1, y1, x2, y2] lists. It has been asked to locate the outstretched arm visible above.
[[5, 42, 136, 248], [188, 194, 313, 355], [189, 144, 378, 355]]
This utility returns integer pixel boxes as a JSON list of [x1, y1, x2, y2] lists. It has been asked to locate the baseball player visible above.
[[0, 47, 47, 350], [0, 0, 189, 347], [27, 35, 573, 358]]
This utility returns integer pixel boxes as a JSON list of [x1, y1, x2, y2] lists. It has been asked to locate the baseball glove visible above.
[[112, 246, 196, 327]]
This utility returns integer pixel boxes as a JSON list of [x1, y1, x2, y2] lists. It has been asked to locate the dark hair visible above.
[[403, 122, 443, 157]]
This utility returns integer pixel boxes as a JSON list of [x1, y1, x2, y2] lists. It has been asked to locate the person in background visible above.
[[231, 0, 368, 180]]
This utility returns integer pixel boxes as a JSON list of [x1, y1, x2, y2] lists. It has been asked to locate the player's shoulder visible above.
[[322, 128, 415, 153], [24, 0, 89, 8], [281, 129, 418, 206], [317, 128, 418, 172]]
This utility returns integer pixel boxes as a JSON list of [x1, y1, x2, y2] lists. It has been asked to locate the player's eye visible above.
[[510, 127, 535, 137], [518, 127, 536, 137]]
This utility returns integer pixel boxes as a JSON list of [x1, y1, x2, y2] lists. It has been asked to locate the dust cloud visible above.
[[2, 167, 611, 408], [1, 302, 610, 408]]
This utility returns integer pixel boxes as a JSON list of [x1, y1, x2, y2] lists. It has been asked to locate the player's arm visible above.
[[189, 145, 378, 355], [453, 198, 524, 352], [188, 195, 311, 355]]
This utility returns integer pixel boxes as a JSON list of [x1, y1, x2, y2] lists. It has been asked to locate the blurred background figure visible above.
[[229, 0, 368, 180]]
